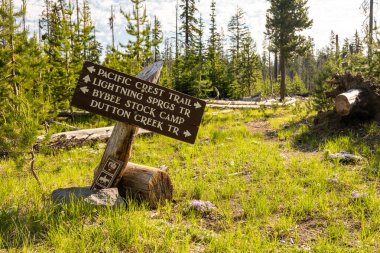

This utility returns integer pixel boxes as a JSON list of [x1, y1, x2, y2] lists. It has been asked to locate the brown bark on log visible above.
[[117, 162, 173, 209]]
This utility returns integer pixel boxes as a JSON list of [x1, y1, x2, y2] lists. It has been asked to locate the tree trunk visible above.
[[279, 50, 286, 101], [335, 89, 362, 116], [274, 52, 278, 80], [117, 162, 173, 209], [93, 61, 164, 188]]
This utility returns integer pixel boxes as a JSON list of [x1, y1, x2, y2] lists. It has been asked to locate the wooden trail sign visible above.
[[71, 61, 206, 144], [71, 61, 185, 192]]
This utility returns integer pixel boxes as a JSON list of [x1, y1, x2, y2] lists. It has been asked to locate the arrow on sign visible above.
[[87, 66, 96, 73], [80, 86, 89, 94], [194, 101, 202, 109], [83, 75, 91, 83], [184, 130, 192, 138]]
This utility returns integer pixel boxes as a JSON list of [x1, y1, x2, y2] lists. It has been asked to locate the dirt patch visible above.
[[246, 120, 277, 139], [296, 217, 327, 244]]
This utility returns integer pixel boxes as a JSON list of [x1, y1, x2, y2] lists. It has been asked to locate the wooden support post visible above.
[[92, 61, 164, 190]]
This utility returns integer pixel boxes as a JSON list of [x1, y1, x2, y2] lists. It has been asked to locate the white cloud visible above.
[[14, 0, 376, 56]]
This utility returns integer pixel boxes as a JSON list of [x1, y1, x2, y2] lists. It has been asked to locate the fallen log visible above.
[[315, 73, 380, 129], [327, 73, 380, 119], [335, 89, 363, 116], [117, 162, 173, 208], [36, 126, 152, 149], [206, 98, 297, 109], [57, 111, 91, 118]]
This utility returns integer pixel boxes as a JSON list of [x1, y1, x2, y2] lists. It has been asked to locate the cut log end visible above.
[[117, 163, 173, 209], [335, 89, 362, 116], [335, 95, 351, 116]]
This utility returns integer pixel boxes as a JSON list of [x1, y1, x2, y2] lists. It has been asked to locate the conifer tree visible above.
[[266, 0, 313, 100], [120, 0, 151, 67], [152, 15, 162, 62], [228, 7, 248, 62], [180, 0, 198, 55], [0, 0, 47, 172], [207, 0, 229, 97]]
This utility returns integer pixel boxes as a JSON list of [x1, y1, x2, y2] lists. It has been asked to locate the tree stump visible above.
[[117, 162, 173, 209]]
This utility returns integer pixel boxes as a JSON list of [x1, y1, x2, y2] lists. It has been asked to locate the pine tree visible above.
[[208, 0, 218, 87], [0, 0, 47, 172], [266, 0, 313, 100], [152, 15, 162, 62], [354, 30, 362, 54], [120, 0, 151, 67], [179, 0, 199, 55], [228, 7, 248, 63], [236, 34, 261, 96]]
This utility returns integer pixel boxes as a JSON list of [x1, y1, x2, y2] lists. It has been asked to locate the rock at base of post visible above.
[[52, 187, 125, 207]]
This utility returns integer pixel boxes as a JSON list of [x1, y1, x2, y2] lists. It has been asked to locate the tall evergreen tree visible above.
[[152, 15, 162, 62], [266, 0, 313, 100], [179, 0, 198, 55], [228, 7, 248, 63], [0, 0, 47, 171], [120, 0, 151, 66]]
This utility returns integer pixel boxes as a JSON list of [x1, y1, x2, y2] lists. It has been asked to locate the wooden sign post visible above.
[[70, 61, 206, 196]]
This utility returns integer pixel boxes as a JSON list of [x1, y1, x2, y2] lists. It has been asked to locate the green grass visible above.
[[1, 104, 380, 252]]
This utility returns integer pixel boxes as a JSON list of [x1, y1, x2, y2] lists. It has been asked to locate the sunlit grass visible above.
[[0, 104, 379, 252]]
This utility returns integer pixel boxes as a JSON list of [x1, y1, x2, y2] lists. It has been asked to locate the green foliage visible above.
[[0, 1, 48, 168], [266, 0, 313, 99], [120, 0, 151, 63]]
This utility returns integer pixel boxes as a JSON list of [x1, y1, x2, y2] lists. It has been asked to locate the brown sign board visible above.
[[92, 156, 124, 190], [71, 61, 206, 144]]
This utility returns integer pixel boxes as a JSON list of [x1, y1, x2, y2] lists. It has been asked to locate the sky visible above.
[[14, 0, 380, 56]]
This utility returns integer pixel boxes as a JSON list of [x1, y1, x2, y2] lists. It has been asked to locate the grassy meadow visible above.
[[1, 102, 380, 252]]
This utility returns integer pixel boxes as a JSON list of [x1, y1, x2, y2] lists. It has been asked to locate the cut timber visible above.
[[36, 126, 151, 149], [335, 89, 362, 116], [93, 61, 164, 187], [117, 162, 173, 209], [206, 98, 297, 109]]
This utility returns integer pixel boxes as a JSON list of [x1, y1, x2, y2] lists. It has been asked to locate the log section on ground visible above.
[[36, 127, 151, 149], [335, 89, 363, 116], [93, 61, 164, 187], [117, 162, 173, 209]]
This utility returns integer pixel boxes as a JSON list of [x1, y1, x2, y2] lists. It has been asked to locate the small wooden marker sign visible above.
[[71, 61, 205, 191], [71, 61, 206, 144], [92, 157, 124, 190]]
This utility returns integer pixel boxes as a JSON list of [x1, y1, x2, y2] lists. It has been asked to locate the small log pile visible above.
[[314, 73, 380, 128]]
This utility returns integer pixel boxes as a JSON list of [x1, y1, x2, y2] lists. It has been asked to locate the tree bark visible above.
[[117, 162, 173, 209], [279, 50, 286, 101]]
